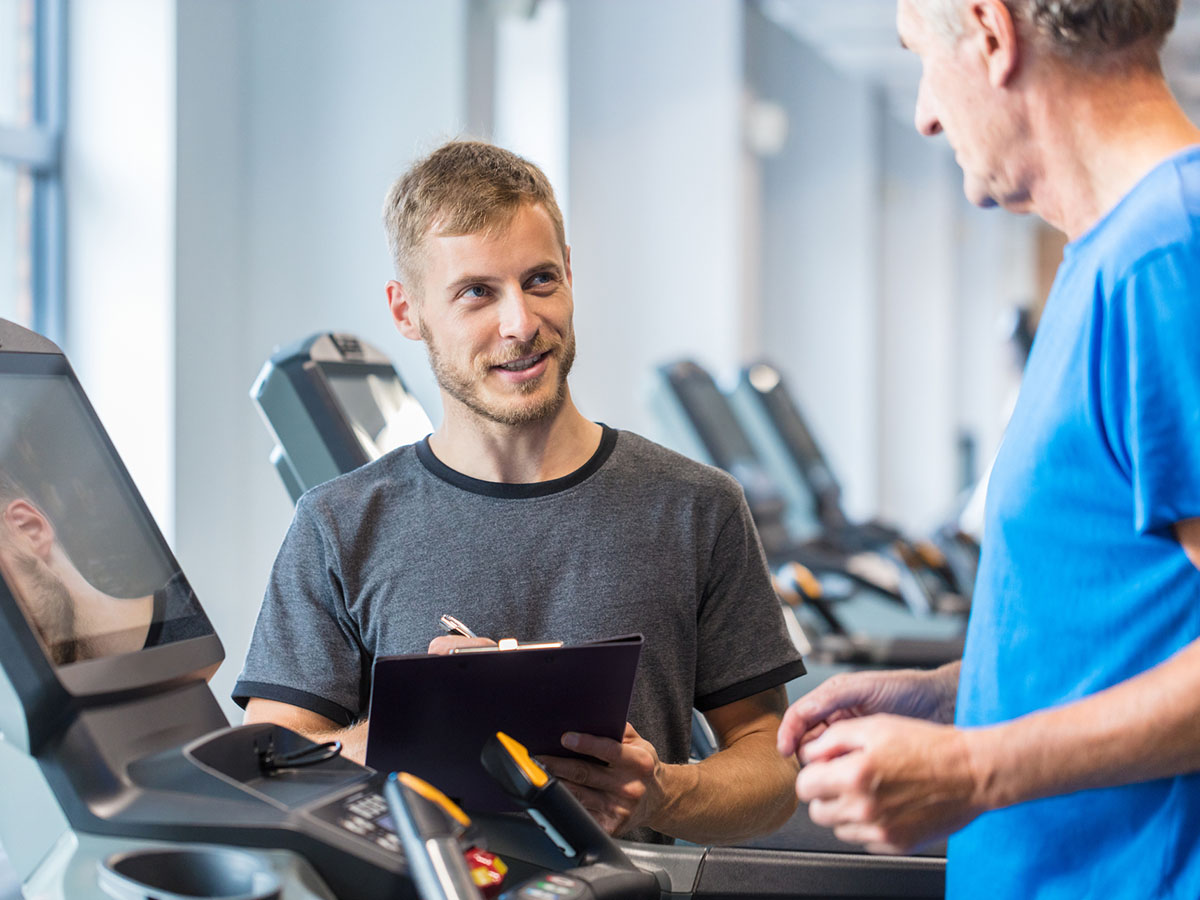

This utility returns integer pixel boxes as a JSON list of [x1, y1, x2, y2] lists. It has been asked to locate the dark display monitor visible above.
[[0, 322, 222, 753], [319, 362, 432, 460], [661, 361, 760, 471], [252, 333, 433, 504]]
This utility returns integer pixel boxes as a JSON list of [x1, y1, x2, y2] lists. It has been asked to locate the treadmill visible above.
[[653, 360, 964, 669], [251, 332, 433, 502], [729, 362, 978, 606], [0, 317, 945, 898]]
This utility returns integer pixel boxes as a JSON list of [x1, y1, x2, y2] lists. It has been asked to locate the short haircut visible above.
[[382, 140, 567, 291], [922, 0, 1178, 69]]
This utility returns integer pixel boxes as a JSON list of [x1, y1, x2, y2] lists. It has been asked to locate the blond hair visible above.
[[382, 140, 566, 290]]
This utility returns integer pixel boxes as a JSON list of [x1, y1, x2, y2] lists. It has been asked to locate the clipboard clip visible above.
[[451, 638, 564, 654]]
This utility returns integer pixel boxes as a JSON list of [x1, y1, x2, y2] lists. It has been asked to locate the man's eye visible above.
[[527, 272, 556, 288], [462, 285, 489, 299]]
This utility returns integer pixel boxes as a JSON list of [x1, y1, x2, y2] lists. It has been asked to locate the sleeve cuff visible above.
[[231, 679, 358, 728], [694, 659, 807, 712]]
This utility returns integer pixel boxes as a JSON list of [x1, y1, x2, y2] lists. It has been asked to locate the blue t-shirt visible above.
[[949, 147, 1200, 898]]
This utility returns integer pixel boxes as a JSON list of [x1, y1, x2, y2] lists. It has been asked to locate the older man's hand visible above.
[[797, 713, 988, 854]]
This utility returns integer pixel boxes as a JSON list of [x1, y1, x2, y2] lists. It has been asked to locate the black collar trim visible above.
[[415, 424, 618, 499]]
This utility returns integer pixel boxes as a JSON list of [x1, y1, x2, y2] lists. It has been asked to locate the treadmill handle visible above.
[[481, 732, 628, 868], [385, 772, 483, 900]]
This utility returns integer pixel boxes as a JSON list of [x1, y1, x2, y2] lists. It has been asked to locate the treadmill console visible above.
[[251, 332, 432, 501], [310, 785, 403, 854], [0, 318, 415, 899], [0, 322, 222, 754]]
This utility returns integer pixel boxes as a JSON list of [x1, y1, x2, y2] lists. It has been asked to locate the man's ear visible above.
[[3, 500, 55, 560], [971, 0, 1020, 88], [386, 280, 423, 342]]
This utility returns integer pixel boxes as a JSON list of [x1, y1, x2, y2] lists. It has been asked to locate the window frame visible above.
[[0, 0, 64, 342]]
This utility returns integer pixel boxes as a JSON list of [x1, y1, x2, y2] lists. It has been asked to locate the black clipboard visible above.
[[365, 634, 643, 812]]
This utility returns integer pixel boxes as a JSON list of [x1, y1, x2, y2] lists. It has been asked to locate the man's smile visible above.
[[491, 350, 551, 383]]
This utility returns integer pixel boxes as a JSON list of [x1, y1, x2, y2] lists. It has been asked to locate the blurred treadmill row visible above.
[[0, 319, 944, 900], [651, 361, 968, 673]]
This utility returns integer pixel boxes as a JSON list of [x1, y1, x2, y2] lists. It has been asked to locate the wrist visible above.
[[644, 761, 694, 834], [928, 662, 960, 723], [961, 724, 1010, 813]]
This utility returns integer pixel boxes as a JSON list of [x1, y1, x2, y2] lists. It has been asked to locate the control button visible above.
[[465, 846, 507, 898], [375, 833, 402, 852], [339, 816, 372, 836], [348, 792, 388, 817]]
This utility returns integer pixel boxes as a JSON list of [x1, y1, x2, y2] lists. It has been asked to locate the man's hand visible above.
[[537, 723, 664, 836], [777, 665, 958, 759], [797, 713, 987, 854], [427, 635, 497, 654]]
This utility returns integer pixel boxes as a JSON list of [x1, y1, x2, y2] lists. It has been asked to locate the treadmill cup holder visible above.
[[98, 846, 282, 900]]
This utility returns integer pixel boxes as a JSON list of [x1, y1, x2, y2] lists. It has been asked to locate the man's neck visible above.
[[428, 391, 604, 484], [1024, 64, 1200, 239], [61, 569, 155, 657]]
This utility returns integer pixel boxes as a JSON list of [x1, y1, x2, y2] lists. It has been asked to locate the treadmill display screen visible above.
[[671, 371, 759, 470], [0, 366, 213, 667], [323, 369, 432, 458]]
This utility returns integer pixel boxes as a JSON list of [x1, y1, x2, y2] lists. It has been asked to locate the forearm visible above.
[[243, 699, 370, 764], [967, 640, 1200, 811], [929, 660, 961, 724], [649, 731, 799, 844], [297, 720, 370, 764]]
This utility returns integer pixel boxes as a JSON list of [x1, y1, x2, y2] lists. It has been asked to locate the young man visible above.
[[777, 0, 1200, 896], [235, 140, 805, 845]]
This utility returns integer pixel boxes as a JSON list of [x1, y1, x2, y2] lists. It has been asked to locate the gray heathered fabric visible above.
[[234, 427, 805, 841]]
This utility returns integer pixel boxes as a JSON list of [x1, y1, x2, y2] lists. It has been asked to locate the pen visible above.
[[438, 614, 477, 639]]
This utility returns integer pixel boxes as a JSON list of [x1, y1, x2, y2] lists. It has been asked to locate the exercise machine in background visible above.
[[652, 360, 965, 669], [729, 361, 979, 606], [251, 332, 433, 503]]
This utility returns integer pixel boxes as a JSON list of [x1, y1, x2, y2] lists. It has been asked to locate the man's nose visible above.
[[914, 80, 942, 137], [497, 287, 539, 343]]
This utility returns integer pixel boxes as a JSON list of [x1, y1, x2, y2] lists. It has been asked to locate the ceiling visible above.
[[760, 0, 1200, 126]]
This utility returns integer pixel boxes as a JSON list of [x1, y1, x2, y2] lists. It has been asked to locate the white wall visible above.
[[565, 0, 750, 441], [749, 7, 884, 519], [172, 0, 470, 717], [877, 115, 960, 528], [65, 0, 175, 538]]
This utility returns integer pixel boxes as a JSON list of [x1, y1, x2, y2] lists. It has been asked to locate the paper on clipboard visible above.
[[365, 633, 643, 812]]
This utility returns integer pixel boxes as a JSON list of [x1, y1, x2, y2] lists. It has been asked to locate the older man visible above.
[[236, 141, 805, 845], [777, 0, 1200, 896]]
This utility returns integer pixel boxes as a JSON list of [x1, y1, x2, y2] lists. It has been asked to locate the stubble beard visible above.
[[421, 323, 577, 427], [12, 550, 80, 665]]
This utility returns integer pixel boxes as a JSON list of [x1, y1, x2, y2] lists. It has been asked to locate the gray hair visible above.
[[921, 0, 1178, 67]]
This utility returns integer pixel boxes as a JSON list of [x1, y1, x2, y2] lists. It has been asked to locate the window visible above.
[[0, 0, 63, 340]]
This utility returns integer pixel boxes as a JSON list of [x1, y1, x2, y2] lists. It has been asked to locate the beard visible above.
[[10, 550, 79, 665], [421, 324, 577, 427]]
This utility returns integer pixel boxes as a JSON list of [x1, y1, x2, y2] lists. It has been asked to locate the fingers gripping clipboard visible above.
[[365, 634, 643, 812]]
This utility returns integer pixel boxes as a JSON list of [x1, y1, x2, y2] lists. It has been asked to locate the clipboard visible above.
[[365, 633, 643, 812]]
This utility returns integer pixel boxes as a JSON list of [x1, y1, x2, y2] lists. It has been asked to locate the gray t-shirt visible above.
[[234, 426, 804, 833]]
